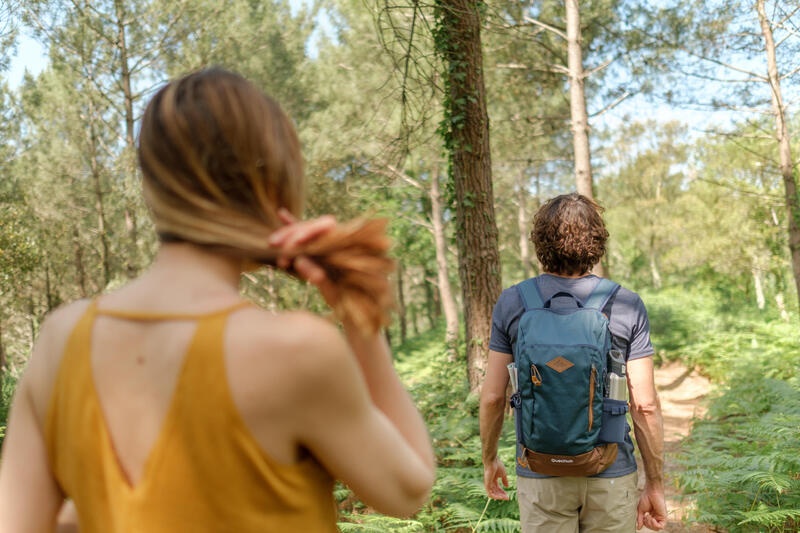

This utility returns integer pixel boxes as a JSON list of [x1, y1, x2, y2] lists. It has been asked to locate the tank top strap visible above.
[[93, 300, 253, 321]]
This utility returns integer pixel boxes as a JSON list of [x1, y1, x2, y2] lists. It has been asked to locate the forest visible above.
[[0, 0, 799, 531]]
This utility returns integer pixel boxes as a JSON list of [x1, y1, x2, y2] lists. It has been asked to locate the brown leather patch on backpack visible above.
[[546, 356, 574, 373], [525, 444, 618, 477]]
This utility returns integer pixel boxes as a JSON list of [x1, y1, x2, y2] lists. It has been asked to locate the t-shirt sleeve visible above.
[[489, 288, 515, 354], [627, 294, 654, 361]]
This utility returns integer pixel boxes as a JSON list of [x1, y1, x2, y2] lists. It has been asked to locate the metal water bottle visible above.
[[606, 349, 628, 401]]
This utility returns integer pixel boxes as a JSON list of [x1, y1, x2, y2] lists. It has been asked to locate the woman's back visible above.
[[0, 69, 434, 531], [43, 258, 338, 531]]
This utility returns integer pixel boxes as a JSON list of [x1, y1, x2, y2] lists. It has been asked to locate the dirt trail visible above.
[[637, 362, 714, 533]]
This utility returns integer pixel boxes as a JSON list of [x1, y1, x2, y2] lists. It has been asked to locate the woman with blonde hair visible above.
[[0, 68, 435, 532]]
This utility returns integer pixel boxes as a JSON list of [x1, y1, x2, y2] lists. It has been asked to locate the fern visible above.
[[737, 508, 800, 530], [675, 375, 800, 532]]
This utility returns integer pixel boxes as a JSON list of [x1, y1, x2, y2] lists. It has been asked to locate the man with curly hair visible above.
[[479, 193, 667, 532]]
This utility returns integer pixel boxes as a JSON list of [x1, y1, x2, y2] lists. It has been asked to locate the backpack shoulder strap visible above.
[[584, 278, 620, 311], [516, 278, 545, 311], [588, 279, 631, 354]]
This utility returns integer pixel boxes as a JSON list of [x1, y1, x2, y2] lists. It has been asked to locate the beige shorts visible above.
[[517, 472, 638, 533]]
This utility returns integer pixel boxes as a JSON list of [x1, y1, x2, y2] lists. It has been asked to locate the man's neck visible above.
[[543, 271, 590, 279]]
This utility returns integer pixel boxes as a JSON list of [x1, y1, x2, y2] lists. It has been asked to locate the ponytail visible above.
[[278, 217, 395, 334]]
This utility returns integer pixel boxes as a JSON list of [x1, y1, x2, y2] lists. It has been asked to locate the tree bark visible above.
[[396, 260, 408, 345], [752, 265, 765, 310], [430, 166, 460, 356], [113, 0, 141, 277], [649, 234, 662, 289], [114, 0, 135, 149], [565, 0, 606, 278], [775, 292, 790, 322], [423, 268, 436, 330], [88, 115, 111, 288], [0, 317, 6, 377], [435, 0, 502, 393], [517, 169, 532, 278], [566, 0, 592, 198], [757, 0, 800, 316], [73, 228, 88, 297]]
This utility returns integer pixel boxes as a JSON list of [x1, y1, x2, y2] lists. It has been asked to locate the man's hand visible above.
[[637, 483, 667, 531], [483, 457, 510, 500]]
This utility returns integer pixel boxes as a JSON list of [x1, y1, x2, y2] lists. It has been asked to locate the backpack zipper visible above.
[[589, 365, 597, 431]]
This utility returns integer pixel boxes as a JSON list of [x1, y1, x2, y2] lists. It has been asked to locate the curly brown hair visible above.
[[530, 193, 608, 276]]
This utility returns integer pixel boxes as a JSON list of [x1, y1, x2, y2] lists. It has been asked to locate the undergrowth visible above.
[[643, 287, 797, 382], [0, 372, 17, 448], [644, 287, 800, 532]]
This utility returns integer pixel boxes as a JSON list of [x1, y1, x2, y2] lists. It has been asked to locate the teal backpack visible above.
[[511, 277, 627, 477]]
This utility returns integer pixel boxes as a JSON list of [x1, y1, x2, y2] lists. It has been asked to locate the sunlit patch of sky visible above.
[[7, 31, 46, 87]]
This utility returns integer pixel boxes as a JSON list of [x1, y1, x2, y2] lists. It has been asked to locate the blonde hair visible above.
[[138, 68, 393, 333]]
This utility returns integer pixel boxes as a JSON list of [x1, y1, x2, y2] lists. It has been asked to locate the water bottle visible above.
[[606, 349, 628, 401]]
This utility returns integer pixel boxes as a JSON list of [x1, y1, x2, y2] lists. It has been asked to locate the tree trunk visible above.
[[757, 0, 800, 317], [114, 0, 141, 277], [396, 260, 407, 345], [423, 269, 436, 330], [517, 169, 532, 279], [566, 0, 592, 198], [73, 228, 88, 297], [114, 0, 135, 149], [28, 296, 37, 348], [752, 266, 765, 310], [430, 166, 460, 356], [649, 234, 662, 289], [565, 0, 606, 278], [775, 292, 790, 322], [435, 0, 502, 393], [89, 125, 111, 288], [44, 262, 54, 312], [0, 318, 6, 376]]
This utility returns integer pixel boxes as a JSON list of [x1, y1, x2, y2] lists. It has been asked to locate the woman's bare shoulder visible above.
[[224, 307, 354, 401], [25, 299, 94, 419], [227, 307, 349, 365], [223, 307, 357, 459]]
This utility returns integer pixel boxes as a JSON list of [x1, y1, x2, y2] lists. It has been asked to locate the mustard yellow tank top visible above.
[[44, 300, 339, 532]]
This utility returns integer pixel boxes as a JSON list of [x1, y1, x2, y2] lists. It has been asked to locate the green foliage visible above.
[[642, 287, 798, 381], [645, 284, 800, 533], [674, 376, 800, 532], [0, 372, 19, 449]]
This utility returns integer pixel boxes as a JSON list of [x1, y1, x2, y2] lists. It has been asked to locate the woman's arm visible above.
[[341, 321, 436, 474], [292, 320, 435, 517], [269, 213, 435, 516], [0, 302, 89, 532], [0, 351, 63, 531]]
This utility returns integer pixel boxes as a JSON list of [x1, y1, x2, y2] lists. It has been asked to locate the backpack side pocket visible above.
[[597, 398, 629, 444]]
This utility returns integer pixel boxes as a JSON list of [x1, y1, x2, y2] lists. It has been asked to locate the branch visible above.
[[777, 5, 800, 26], [495, 62, 569, 75], [694, 176, 782, 200], [583, 57, 613, 79], [384, 164, 423, 190], [589, 90, 630, 119], [523, 16, 566, 40], [779, 62, 800, 81], [650, 34, 767, 80]]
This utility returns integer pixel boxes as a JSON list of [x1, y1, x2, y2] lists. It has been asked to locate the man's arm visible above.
[[479, 350, 512, 500], [627, 356, 667, 531]]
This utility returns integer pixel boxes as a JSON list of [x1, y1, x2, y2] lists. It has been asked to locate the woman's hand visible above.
[[268, 209, 340, 308]]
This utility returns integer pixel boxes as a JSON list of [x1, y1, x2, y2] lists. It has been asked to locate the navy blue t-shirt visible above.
[[489, 274, 655, 479]]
